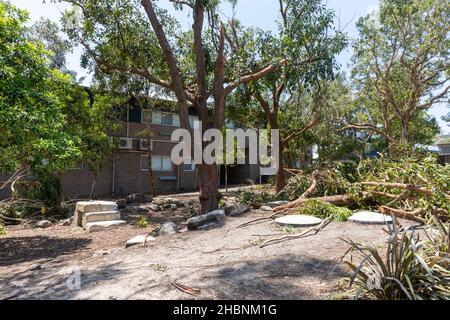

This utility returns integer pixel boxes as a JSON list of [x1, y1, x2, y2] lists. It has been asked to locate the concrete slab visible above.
[[76, 201, 118, 214], [348, 211, 393, 225], [85, 220, 126, 233], [82, 211, 121, 227], [275, 215, 323, 227]]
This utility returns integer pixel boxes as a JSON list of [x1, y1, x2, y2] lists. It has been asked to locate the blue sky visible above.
[[11, 0, 449, 133]]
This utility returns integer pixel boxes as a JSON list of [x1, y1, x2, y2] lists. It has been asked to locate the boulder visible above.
[[187, 210, 225, 230], [159, 222, 179, 237], [36, 220, 52, 228], [59, 218, 72, 227], [116, 199, 127, 209], [260, 206, 273, 212], [126, 193, 153, 204], [146, 204, 161, 212], [125, 235, 156, 248], [266, 201, 290, 208], [224, 203, 249, 217]]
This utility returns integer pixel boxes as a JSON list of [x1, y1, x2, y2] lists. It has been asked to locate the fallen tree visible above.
[[238, 156, 450, 227]]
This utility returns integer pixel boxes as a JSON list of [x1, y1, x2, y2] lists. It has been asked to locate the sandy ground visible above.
[[0, 208, 412, 300]]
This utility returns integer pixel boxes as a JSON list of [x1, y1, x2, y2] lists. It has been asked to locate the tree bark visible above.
[[90, 175, 97, 200], [197, 163, 219, 214]]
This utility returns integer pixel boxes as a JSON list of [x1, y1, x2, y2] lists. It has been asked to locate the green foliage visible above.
[[14, 173, 62, 210], [348, 0, 449, 151], [239, 189, 279, 206], [0, 2, 82, 173], [218, 199, 226, 209], [136, 215, 149, 229], [0, 224, 5, 236], [299, 199, 352, 222], [341, 221, 450, 300], [352, 156, 450, 216]]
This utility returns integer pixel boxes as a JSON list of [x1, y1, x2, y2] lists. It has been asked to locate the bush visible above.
[[341, 220, 450, 300], [299, 199, 353, 222], [0, 224, 6, 236], [239, 190, 279, 206], [136, 215, 149, 228]]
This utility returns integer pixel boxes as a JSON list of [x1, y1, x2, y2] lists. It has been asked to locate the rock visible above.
[[224, 203, 249, 217], [260, 206, 273, 212], [170, 204, 178, 210], [162, 204, 172, 209], [125, 235, 156, 248], [29, 263, 42, 271], [126, 193, 153, 204], [116, 199, 127, 209], [348, 211, 393, 225], [275, 215, 323, 227], [59, 218, 72, 227], [146, 204, 161, 212], [134, 205, 151, 214], [187, 210, 226, 230], [159, 222, 179, 237], [85, 220, 126, 233], [93, 250, 110, 257], [36, 220, 52, 228], [266, 201, 290, 208]]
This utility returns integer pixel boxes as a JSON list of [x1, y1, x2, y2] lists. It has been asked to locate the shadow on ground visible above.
[[0, 260, 125, 300], [204, 254, 347, 299], [0, 236, 92, 267]]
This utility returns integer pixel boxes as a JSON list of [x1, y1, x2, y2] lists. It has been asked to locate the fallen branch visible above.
[[171, 282, 201, 296], [259, 217, 332, 248], [236, 194, 354, 229], [274, 194, 355, 215], [379, 206, 426, 224], [360, 182, 450, 200]]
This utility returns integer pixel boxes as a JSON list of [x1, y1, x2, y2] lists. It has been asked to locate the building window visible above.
[[141, 155, 173, 172], [145, 111, 180, 127], [141, 109, 151, 123], [183, 159, 195, 172]]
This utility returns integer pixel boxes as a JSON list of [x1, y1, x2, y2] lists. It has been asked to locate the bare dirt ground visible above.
[[0, 198, 414, 300]]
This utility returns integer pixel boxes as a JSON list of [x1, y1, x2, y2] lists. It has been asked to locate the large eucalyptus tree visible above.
[[58, 0, 299, 213], [242, 0, 346, 191], [346, 0, 449, 155]]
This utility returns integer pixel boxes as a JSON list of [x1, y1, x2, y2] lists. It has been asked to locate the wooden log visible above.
[[379, 206, 426, 224]]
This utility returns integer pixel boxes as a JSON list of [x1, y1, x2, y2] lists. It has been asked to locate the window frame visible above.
[[141, 155, 173, 172]]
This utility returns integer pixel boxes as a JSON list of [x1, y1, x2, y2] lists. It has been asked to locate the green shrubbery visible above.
[[299, 199, 353, 222], [0, 224, 6, 236], [136, 215, 149, 228], [239, 189, 280, 206]]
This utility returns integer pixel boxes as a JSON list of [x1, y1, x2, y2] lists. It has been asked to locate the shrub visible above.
[[341, 220, 450, 300], [136, 215, 149, 228], [299, 199, 353, 222], [239, 190, 278, 206], [0, 224, 6, 236]]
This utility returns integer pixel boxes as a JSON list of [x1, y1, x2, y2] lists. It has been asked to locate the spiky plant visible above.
[[341, 220, 450, 300]]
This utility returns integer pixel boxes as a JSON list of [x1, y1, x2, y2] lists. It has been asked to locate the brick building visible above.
[[1, 98, 261, 199]]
